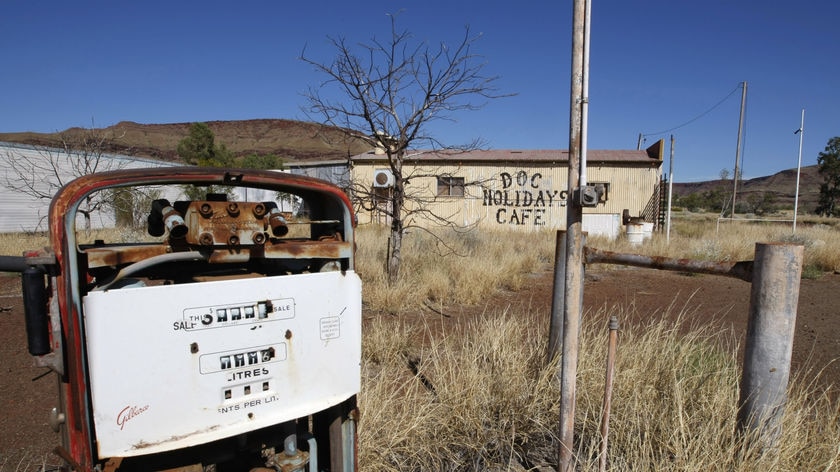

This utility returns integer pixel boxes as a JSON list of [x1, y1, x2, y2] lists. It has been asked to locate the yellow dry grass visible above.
[[360, 302, 840, 471], [355, 224, 556, 313], [357, 219, 840, 470]]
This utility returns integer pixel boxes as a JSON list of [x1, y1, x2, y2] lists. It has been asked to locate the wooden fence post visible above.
[[737, 242, 804, 449]]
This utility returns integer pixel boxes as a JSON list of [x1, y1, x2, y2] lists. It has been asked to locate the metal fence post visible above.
[[737, 242, 804, 450], [599, 315, 619, 472], [548, 230, 567, 362]]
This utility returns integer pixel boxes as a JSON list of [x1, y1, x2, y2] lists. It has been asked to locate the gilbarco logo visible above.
[[116, 404, 149, 430]]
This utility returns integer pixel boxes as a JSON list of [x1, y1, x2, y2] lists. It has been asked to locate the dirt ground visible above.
[[1, 266, 838, 469]]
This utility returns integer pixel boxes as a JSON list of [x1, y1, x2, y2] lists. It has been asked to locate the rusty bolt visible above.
[[190, 342, 199, 354], [228, 235, 240, 246], [253, 203, 267, 218], [199, 232, 214, 246], [199, 203, 213, 218], [227, 202, 240, 217], [252, 232, 266, 245], [285, 329, 292, 340]]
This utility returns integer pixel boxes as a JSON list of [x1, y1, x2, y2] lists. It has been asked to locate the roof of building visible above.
[[0, 141, 178, 168], [350, 141, 664, 166]]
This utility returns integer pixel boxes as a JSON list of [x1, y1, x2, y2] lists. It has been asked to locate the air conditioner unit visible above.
[[373, 169, 395, 188]]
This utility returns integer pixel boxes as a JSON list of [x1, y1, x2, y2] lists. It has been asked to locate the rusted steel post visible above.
[[599, 316, 619, 472], [548, 230, 567, 362], [559, 0, 587, 469], [737, 243, 803, 450], [584, 246, 753, 282]]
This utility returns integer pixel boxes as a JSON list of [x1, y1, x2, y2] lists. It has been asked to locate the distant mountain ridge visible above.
[[0, 119, 370, 163], [672, 165, 822, 213]]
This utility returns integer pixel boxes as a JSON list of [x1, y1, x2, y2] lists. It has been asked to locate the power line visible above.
[[641, 83, 742, 138]]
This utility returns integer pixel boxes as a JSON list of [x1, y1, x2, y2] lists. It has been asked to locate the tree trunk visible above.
[[80, 210, 92, 232], [387, 219, 402, 285], [387, 161, 405, 285]]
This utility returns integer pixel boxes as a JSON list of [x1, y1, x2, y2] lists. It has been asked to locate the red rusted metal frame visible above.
[[46, 167, 356, 470], [83, 239, 353, 269]]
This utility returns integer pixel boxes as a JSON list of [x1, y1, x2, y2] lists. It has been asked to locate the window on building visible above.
[[436, 176, 465, 197]]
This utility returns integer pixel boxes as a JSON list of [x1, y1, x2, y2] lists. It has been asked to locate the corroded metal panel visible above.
[[83, 271, 361, 457]]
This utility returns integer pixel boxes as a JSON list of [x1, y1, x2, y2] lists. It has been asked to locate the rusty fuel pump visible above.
[[2, 167, 361, 472]]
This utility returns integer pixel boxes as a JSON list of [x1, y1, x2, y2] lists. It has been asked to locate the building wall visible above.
[[287, 161, 351, 188], [0, 142, 180, 233], [352, 159, 661, 238]]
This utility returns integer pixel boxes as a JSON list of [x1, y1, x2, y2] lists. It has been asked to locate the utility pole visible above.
[[558, 0, 588, 469], [667, 135, 674, 243], [731, 81, 747, 218], [793, 109, 805, 233]]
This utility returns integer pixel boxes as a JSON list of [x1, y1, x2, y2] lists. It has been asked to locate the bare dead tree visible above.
[[300, 13, 507, 283], [1, 126, 127, 230]]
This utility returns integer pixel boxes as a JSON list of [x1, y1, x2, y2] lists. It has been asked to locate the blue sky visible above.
[[1, 1, 837, 181]]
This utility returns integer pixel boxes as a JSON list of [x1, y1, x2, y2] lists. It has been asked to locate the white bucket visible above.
[[626, 222, 644, 245]]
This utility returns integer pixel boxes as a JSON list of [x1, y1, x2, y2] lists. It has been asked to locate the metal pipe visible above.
[[307, 436, 319, 472], [161, 206, 187, 239], [23, 265, 51, 356], [148, 199, 186, 238], [343, 415, 356, 472], [94, 251, 207, 291], [599, 316, 619, 472], [737, 243, 803, 451], [731, 81, 747, 218], [584, 246, 753, 282], [0, 255, 27, 273], [666, 135, 674, 243], [269, 208, 290, 237], [793, 109, 805, 233], [579, 0, 592, 187], [548, 230, 567, 362]]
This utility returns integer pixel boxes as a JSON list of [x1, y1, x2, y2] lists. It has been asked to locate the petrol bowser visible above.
[[8, 167, 361, 472]]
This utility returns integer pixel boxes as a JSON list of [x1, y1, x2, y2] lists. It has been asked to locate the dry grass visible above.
[[360, 303, 840, 471], [360, 309, 559, 471], [355, 214, 840, 313], [356, 225, 556, 313], [0, 227, 159, 256], [358, 221, 840, 471], [0, 451, 56, 472], [0, 232, 48, 257]]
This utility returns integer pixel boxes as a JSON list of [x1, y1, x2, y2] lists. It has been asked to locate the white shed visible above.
[[0, 142, 180, 233]]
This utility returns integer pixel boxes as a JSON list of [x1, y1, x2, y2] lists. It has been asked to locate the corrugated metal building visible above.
[[349, 142, 664, 238], [0, 142, 180, 233], [0, 142, 351, 234]]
